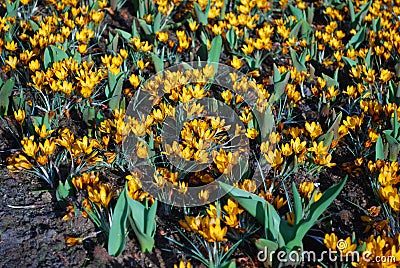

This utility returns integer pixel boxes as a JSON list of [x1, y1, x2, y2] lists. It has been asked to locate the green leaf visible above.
[[0, 78, 15, 115], [389, 144, 399, 162], [322, 72, 339, 88], [352, 1, 372, 28], [116, 29, 132, 40], [219, 182, 282, 244], [342, 56, 357, 67], [365, 47, 372, 68], [279, 220, 296, 244], [126, 195, 157, 252], [194, 1, 210, 25], [292, 182, 302, 225], [73, 50, 82, 63], [273, 64, 281, 83], [220, 259, 236, 268], [376, 135, 384, 160], [152, 53, 164, 73], [219, 182, 267, 223], [394, 110, 399, 139], [82, 106, 95, 136], [253, 106, 275, 140], [108, 187, 129, 257], [348, 25, 366, 49], [383, 130, 398, 145], [111, 33, 120, 53], [348, 0, 355, 22], [208, 35, 222, 64], [286, 177, 347, 250], [138, 19, 152, 35], [326, 112, 342, 141], [29, 20, 39, 32], [44, 48, 52, 69], [107, 71, 125, 111], [226, 27, 237, 50], [289, 5, 304, 21], [44, 45, 69, 69], [138, 0, 145, 17], [290, 48, 306, 72], [372, 18, 381, 33], [153, 12, 162, 32], [272, 72, 290, 103], [132, 20, 139, 37], [255, 239, 279, 252], [306, 6, 314, 24], [5, 0, 19, 17], [289, 20, 302, 39], [31, 113, 51, 129], [89, 0, 99, 11], [110, 0, 118, 10], [56, 179, 72, 202]]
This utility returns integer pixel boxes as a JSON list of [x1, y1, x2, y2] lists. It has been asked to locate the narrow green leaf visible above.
[[365, 47, 372, 68], [152, 53, 164, 73], [31, 113, 51, 129], [220, 260, 236, 268], [289, 5, 304, 21], [43, 45, 69, 69], [226, 27, 237, 50], [43, 47, 51, 69], [348, 0, 355, 22], [342, 56, 357, 67], [273, 64, 282, 83], [138, 19, 152, 36], [132, 20, 139, 37], [255, 239, 279, 251], [273, 72, 290, 103], [208, 35, 222, 64], [82, 106, 95, 135], [322, 73, 339, 88], [394, 110, 399, 139], [383, 130, 398, 145], [29, 20, 39, 31], [219, 182, 267, 225], [153, 12, 162, 32], [220, 182, 282, 243], [108, 72, 125, 110], [51, 46, 69, 62], [286, 177, 347, 250], [112, 34, 119, 53], [290, 48, 306, 72], [376, 135, 384, 160], [0, 78, 15, 115], [108, 187, 129, 257], [306, 6, 314, 24], [126, 195, 157, 252], [73, 50, 82, 63], [116, 29, 132, 40], [292, 182, 302, 225], [5, 0, 19, 17], [110, 0, 118, 10], [253, 107, 275, 139], [348, 26, 365, 49], [353, 1, 372, 28], [194, 2, 208, 25], [289, 20, 302, 39]]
